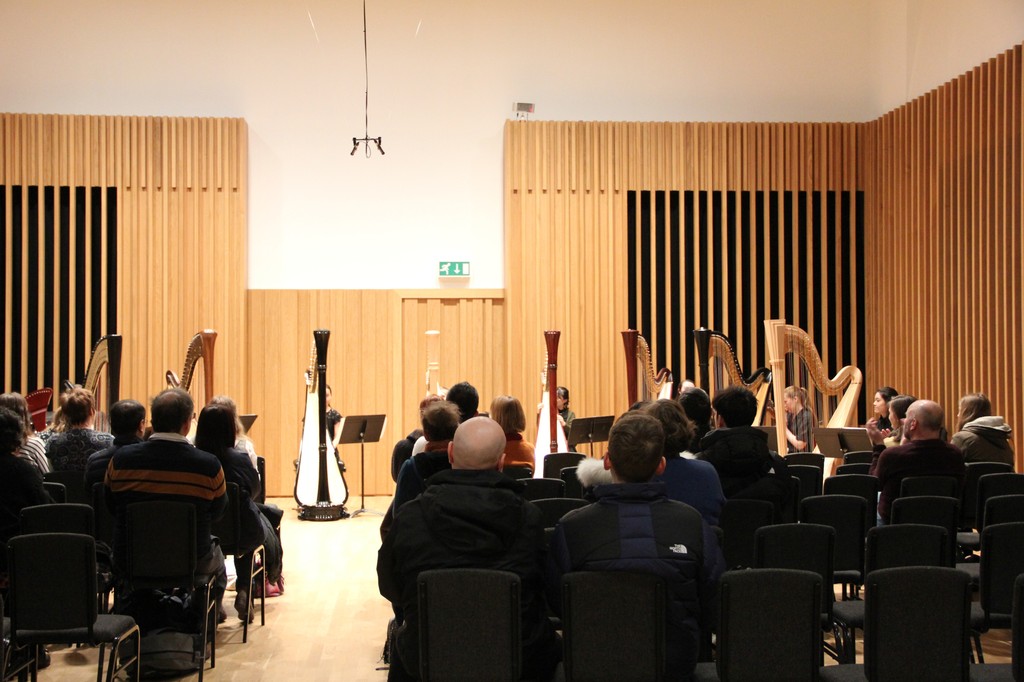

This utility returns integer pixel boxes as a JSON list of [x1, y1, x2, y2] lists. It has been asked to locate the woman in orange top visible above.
[[490, 395, 536, 472]]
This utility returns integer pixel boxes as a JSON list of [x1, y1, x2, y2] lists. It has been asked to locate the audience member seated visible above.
[[490, 395, 535, 471], [104, 388, 227, 612], [195, 403, 282, 623], [37, 390, 69, 446], [698, 386, 792, 517], [783, 385, 815, 452], [871, 385, 899, 432], [85, 399, 146, 490], [0, 406, 52, 578], [0, 392, 51, 474], [380, 401, 461, 539], [410, 381, 479, 457], [951, 392, 1014, 466], [378, 417, 560, 682], [390, 395, 441, 482], [210, 395, 260, 470], [882, 394, 917, 448], [643, 399, 726, 526], [678, 386, 713, 453], [867, 399, 966, 524], [547, 411, 723, 681], [45, 387, 113, 471]]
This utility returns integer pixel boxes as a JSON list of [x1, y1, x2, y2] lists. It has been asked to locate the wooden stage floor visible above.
[[44, 495, 1011, 680]]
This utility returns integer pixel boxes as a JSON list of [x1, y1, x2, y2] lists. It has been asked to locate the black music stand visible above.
[[338, 414, 387, 518], [567, 416, 614, 457], [813, 427, 873, 459]]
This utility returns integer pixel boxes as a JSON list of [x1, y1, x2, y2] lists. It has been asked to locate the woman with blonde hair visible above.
[[0, 393, 51, 474], [951, 392, 1013, 465], [490, 395, 535, 471], [783, 385, 815, 453], [45, 387, 113, 471]]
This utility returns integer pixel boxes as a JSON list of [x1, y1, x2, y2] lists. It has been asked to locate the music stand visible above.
[[813, 427, 873, 459], [338, 414, 387, 517], [567, 416, 614, 458]]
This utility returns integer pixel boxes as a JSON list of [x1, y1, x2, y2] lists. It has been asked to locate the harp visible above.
[[621, 330, 674, 407], [295, 330, 349, 521], [534, 331, 568, 474], [166, 330, 217, 408], [693, 327, 773, 425], [763, 319, 863, 456], [424, 330, 449, 398], [68, 334, 123, 433]]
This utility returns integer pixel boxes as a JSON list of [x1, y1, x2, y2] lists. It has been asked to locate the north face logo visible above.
[[669, 544, 688, 554]]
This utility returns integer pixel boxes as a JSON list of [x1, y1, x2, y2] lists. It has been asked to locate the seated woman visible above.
[[951, 392, 1014, 466], [489, 395, 535, 472], [882, 394, 917, 448], [871, 386, 899, 432], [783, 385, 815, 453], [0, 406, 52, 580], [195, 403, 282, 622], [0, 392, 51, 474], [45, 387, 113, 471]]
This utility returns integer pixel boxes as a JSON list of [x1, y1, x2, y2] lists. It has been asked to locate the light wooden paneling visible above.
[[862, 44, 1024, 469]]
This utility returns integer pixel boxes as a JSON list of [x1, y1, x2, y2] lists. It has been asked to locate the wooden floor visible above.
[[45, 495, 1012, 680]]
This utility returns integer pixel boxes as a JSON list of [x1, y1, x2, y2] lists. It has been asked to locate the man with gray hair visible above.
[[377, 416, 560, 682], [868, 399, 965, 524]]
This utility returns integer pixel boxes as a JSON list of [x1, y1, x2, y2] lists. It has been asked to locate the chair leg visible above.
[[95, 642, 106, 682], [972, 631, 985, 664]]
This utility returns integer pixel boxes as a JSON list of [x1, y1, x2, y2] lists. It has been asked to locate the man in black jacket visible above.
[[377, 416, 560, 682]]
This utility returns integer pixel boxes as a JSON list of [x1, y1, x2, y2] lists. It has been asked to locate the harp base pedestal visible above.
[[298, 503, 349, 522]]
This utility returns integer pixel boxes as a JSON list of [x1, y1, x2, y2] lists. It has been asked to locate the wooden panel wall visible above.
[[504, 121, 864, 444], [1, 113, 248, 414], [861, 44, 1024, 468]]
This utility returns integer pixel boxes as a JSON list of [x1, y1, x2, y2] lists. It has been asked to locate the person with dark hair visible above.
[[379, 417, 561, 682], [951, 392, 1013, 465], [46, 387, 113, 471], [882, 394, 917, 447], [699, 386, 792, 515], [490, 395, 535, 471], [678, 386, 713, 452], [0, 392, 50, 474], [555, 386, 575, 434], [84, 399, 146, 489], [872, 386, 899, 432], [644, 399, 725, 526], [105, 388, 227, 612], [444, 381, 479, 423], [0, 406, 52, 575], [547, 412, 723, 681], [868, 399, 965, 524]]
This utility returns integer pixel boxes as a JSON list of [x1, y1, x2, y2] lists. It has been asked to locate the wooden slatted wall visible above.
[[861, 44, 1024, 466], [504, 121, 864, 443], [0, 114, 248, 414]]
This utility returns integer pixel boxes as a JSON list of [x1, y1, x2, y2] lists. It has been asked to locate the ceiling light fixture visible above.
[[351, 0, 383, 157]]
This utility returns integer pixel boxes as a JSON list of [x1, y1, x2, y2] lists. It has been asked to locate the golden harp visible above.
[[166, 329, 217, 407], [72, 334, 123, 433], [693, 327, 772, 425], [763, 319, 863, 456], [621, 329, 674, 407]]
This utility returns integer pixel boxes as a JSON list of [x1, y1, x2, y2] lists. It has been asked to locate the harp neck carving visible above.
[[693, 327, 772, 424], [167, 330, 217, 406], [621, 329, 674, 407]]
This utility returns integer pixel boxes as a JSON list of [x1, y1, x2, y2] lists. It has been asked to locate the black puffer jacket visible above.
[[699, 427, 793, 516]]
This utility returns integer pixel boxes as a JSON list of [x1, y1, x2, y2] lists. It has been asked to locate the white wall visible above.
[[2, 0, 1022, 289]]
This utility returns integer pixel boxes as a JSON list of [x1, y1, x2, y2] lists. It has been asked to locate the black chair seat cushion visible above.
[[818, 663, 866, 681], [832, 600, 865, 629], [969, 663, 1015, 681], [16, 614, 137, 645], [956, 562, 980, 586], [958, 531, 980, 548], [970, 603, 1012, 631]]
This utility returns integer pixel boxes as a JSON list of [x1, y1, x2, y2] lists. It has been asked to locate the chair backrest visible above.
[[8, 532, 98, 639], [718, 499, 776, 569], [790, 464, 823, 501], [983, 494, 1024, 527], [562, 571, 666, 682], [962, 461, 1015, 527], [24, 388, 52, 433], [835, 463, 871, 476], [43, 470, 91, 505], [823, 472, 879, 532], [715, 569, 822, 682], [531, 497, 588, 529], [543, 452, 585, 480], [520, 477, 565, 501], [418, 568, 520, 682], [1014, 573, 1024, 680], [91, 482, 115, 547], [255, 455, 267, 504], [559, 466, 583, 499], [754, 523, 835, 615], [889, 495, 959, 566], [211, 482, 242, 555], [799, 495, 866, 576], [20, 503, 94, 536], [866, 524, 948, 571], [843, 450, 874, 465], [42, 481, 66, 503], [977, 473, 1024, 532], [125, 501, 198, 589], [785, 452, 825, 470], [501, 465, 533, 481], [899, 475, 959, 499], [980, 522, 1024, 621], [863, 566, 971, 682]]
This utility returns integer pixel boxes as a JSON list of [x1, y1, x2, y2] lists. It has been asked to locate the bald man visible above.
[[377, 417, 560, 682], [868, 399, 966, 524]]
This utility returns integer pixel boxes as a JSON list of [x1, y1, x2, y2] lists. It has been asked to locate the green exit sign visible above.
[[439, 261, 470, 277]]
